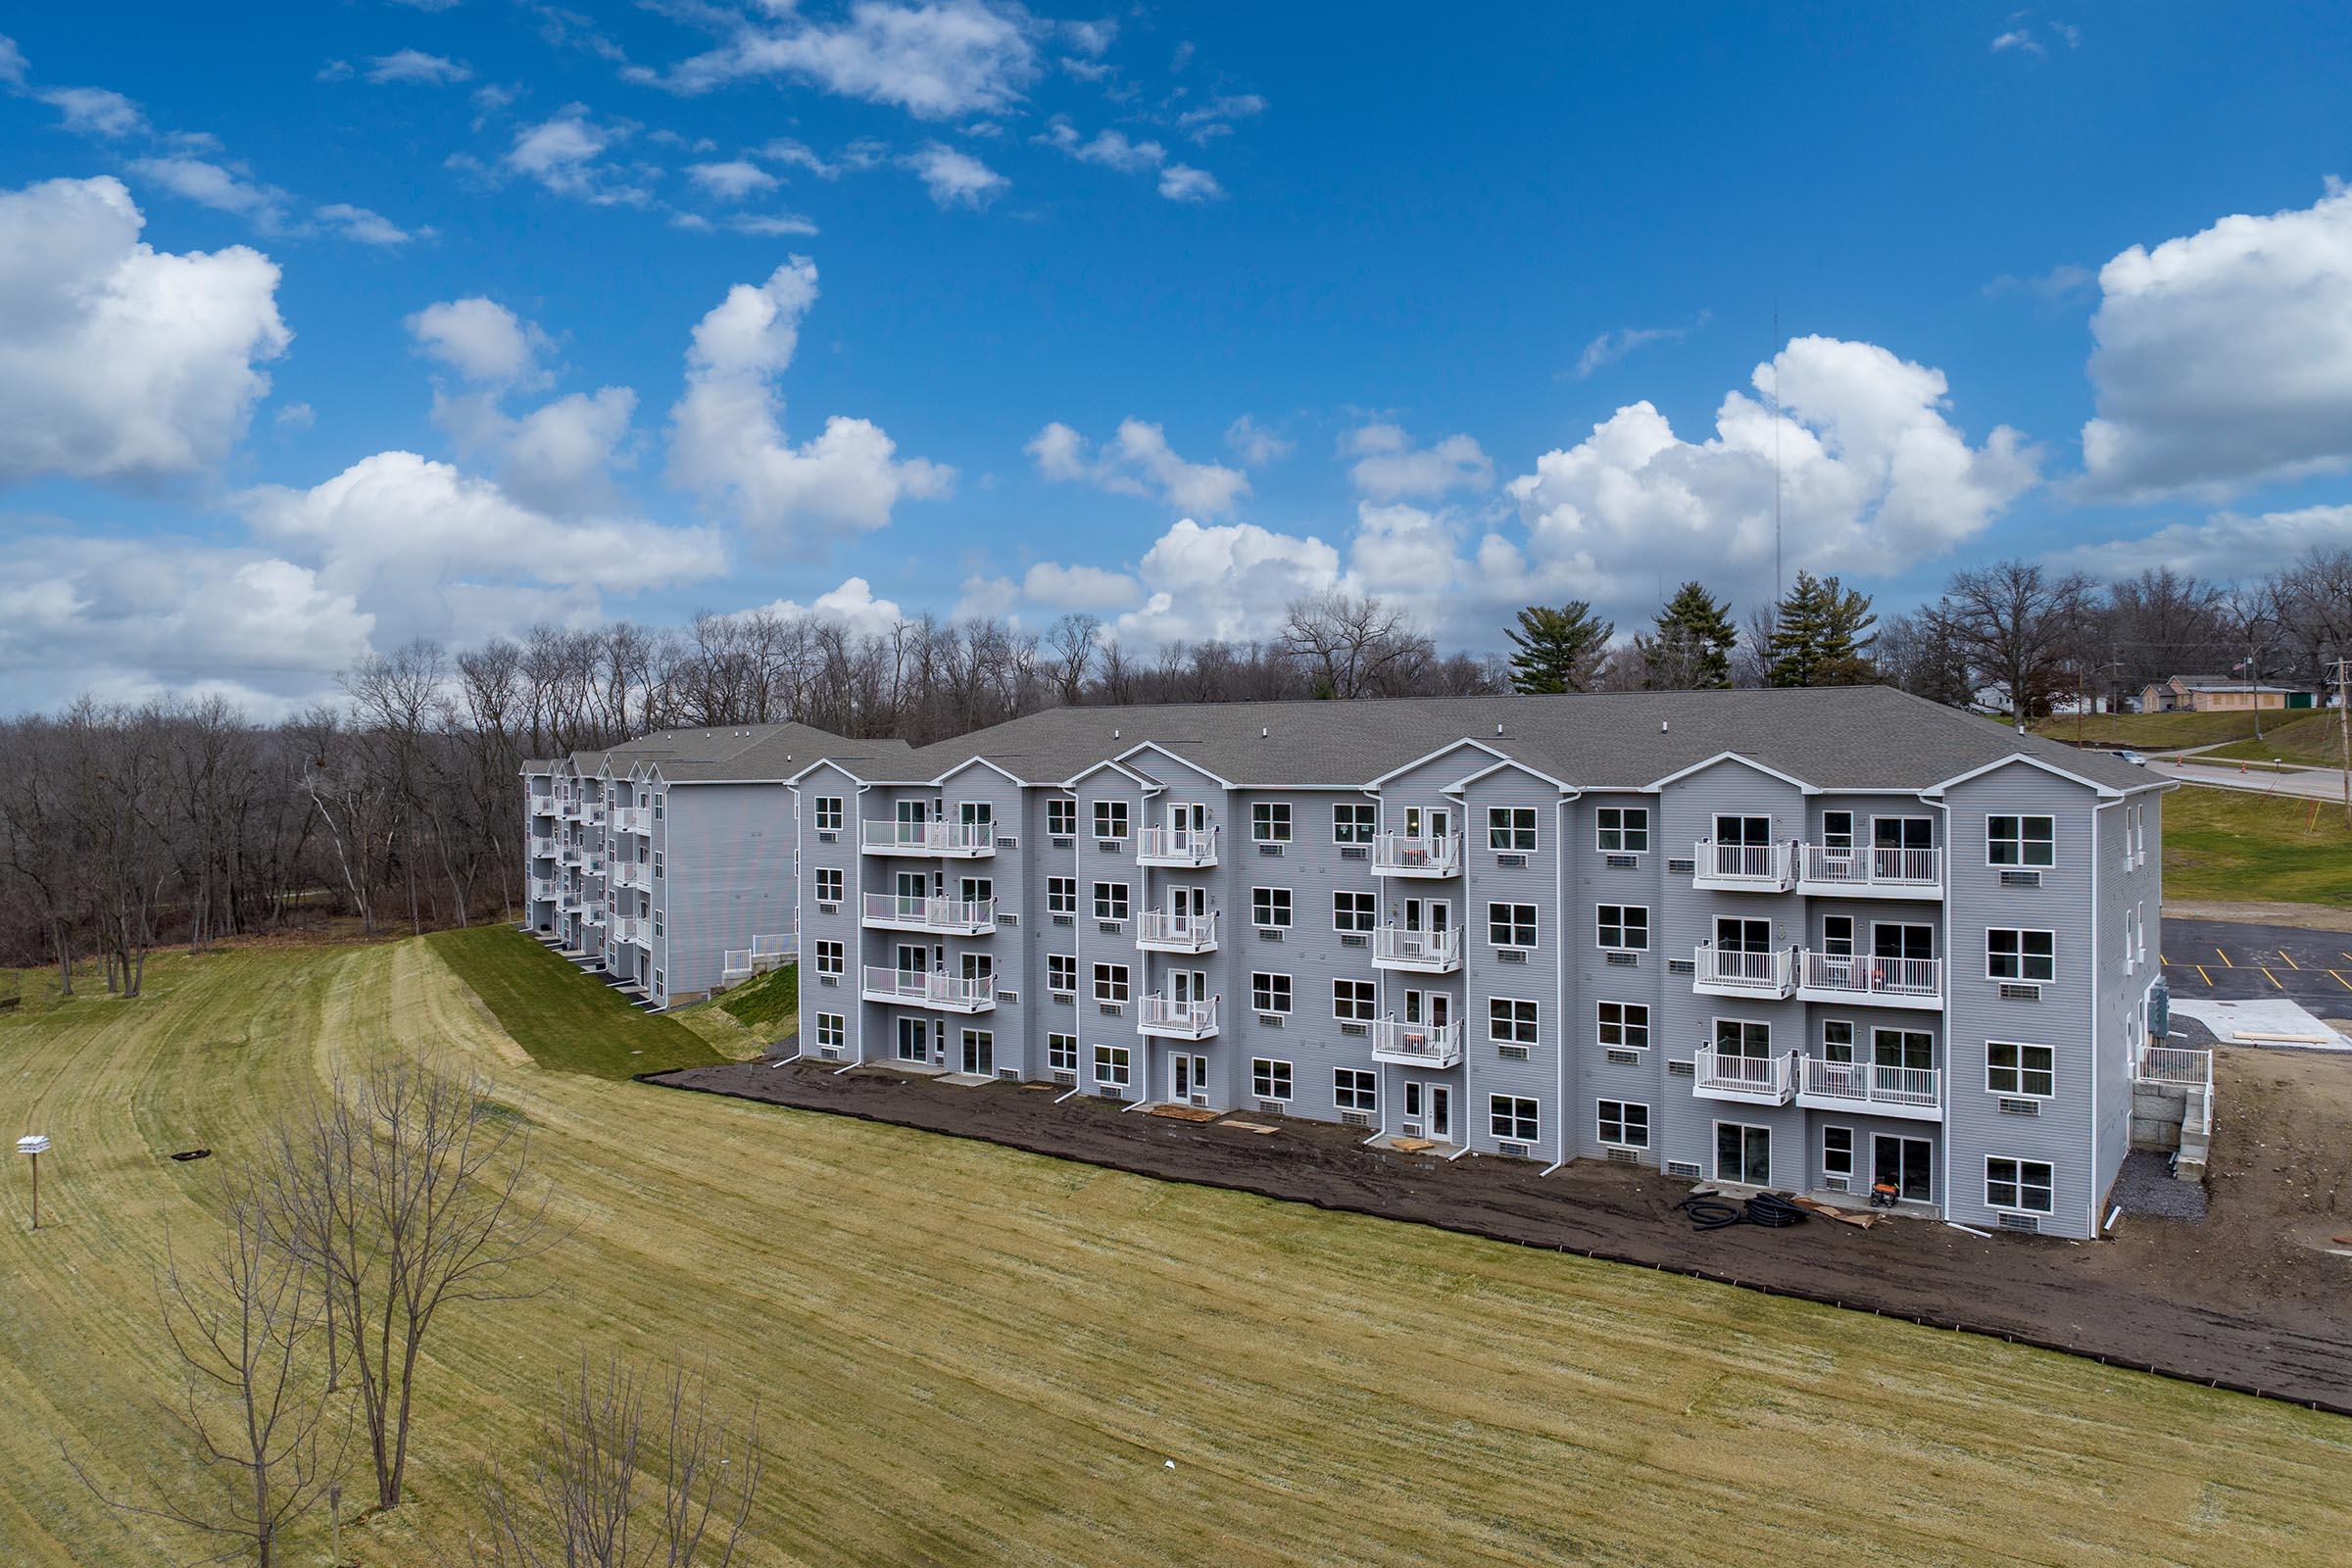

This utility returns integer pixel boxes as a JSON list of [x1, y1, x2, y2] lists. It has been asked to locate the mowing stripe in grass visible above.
[[424, 925, 725, 1079]]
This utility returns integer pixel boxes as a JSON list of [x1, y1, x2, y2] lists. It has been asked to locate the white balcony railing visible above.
[[1137, 824, 1220, 866], [584, 803, 608, 826], [1796, 1055, 1941, 1112], [527, 835, 556, 860], [558, 843, 583, 865], [1137, 909, 1219, 952], [1371, 832, 1463, 876], [526, 877, 557, 902], [1796, 950, 1943, 1004], [1138, 995, 1218, 1038], [723, 932, 796, 977], [1692, 1045, 1795, 1102], [611, 915, 648, 945], [2135, 1045, 2214, 1088], [611, 860, 650, 890], [1693, 839, 1795, 887], [859, 819, 996, 857], [861, 966, 996, 1011], [1691, 944, 1794, 994], [1372, 924, 1464, 970], [860, 892, 996, 933], [1370, 1017, 1463, 1067], [1796, 845, 1943, 892], [609, 806, 652, 835]]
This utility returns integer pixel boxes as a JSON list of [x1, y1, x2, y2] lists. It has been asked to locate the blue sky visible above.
[[4, 2, 2350, 711]]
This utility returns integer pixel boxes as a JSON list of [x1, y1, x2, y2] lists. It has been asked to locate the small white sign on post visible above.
[[18, 1135, 50, 1231]]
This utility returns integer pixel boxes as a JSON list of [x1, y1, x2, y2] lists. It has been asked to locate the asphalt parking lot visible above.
[[2162, 915, 2352, 1005]]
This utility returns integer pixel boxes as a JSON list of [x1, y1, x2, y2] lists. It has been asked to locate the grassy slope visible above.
[[2163, 787, 2352, 906], [424, 924, 726, 1078], [2201, 712, 2350, 767], [2029, 710, 2268, 749], [3, 940, 2350, 1567], [714, 960, 799, 1034]]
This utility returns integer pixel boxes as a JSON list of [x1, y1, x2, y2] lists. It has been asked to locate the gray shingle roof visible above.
[[820, 687, 2158, 796], [577, 721, 908, 782]]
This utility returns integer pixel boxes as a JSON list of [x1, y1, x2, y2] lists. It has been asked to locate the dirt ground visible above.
[[656, 1049, 2352, 1412]]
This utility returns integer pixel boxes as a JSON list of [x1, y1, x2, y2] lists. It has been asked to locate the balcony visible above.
[[860, 892, 996, 934], [859, 820, 996, 858], [1795, 950, 1944, 1010], [1795, 1056, 1942, 1121], [1370, 1017, 1463, 1068], [530, 798, 557, 819], [584, 802, 608, 826], [609, 806, 652, 835], [1691, 839, 1795, 892], [611, 860, 650, 890], [1690, 943, 1795, 1000], [526, 877, 557, 902], [582, 855, 607, 878], [1691, 1045, 1795, 1105], [1137, 823, 1220, 867], [861, 966, 996, 1013], [1371, 832, 1462, 878], [1795, 845, 1943, 900], [1137, 909, 1219, 954], [527, 835, 556, 860], [1138, 995, 1218, 1040], [1372, 924, 1463, 973], [611, 915, 649, 945], [558, 843, 583, 865], [723, 932, 795, 978]]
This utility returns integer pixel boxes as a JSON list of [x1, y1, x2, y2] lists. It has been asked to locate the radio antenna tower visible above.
[[1771, 302, 1783, 603]]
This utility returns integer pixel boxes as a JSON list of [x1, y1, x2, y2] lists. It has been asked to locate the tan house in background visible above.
[[2138, 674, 2318, 712]]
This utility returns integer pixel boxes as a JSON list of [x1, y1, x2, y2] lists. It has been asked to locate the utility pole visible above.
[[2333, 656, 2351, 826]]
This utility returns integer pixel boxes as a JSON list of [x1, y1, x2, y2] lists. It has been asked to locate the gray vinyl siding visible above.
[[659, 782, 798, 1004], [797, 763, 863, 1056], [1941, 764, 2099, 1234], [1452, 763, 1565, 1159]]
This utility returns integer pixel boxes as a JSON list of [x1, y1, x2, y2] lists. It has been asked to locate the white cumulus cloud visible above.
[[1026, 417, 1249, 517], [1345, 422, 1493, 500], [407, 297, 551, 384], [2078, 181, 2352, 499], [905, 141, 1007, 208], [367, 49, 472, 85], [0, 175, 289, 486], [660, 1, 1039, 119], [667, 257, 954, 546]]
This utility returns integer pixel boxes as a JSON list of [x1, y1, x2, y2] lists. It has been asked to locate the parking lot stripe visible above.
[[2195, 964, 2215, 987], [2260, 966, 2284, 991], [2216, 948, 2233, 967], [2278, 951, 2301, 970], [2333, 970, 2352, 993]]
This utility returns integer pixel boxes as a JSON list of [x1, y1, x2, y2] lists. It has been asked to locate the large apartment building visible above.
[[786, 687, 2169, 1240], [523, 722, 907, 1009]]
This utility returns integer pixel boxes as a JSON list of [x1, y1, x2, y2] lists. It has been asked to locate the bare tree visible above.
[[1928, 561, 2093, 719], [1277, 591, 1435, 699], [73, 1188, 345, 1567], [469, 1352, 760, 1568], [264, 1060, 556, 1511]]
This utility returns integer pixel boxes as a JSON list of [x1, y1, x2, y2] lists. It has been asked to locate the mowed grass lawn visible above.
[[2029, 710, 2269, 749], [2163, 786, 2352, 906], [2201, 712, 2350, 768], [2, 939, 2348, 1566]]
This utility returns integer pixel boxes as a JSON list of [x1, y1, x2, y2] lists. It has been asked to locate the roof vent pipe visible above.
[[1261, 726, 1269, 738], [1661, 720, 1670, 733], [1113, 728, 1121, 740], [1495, 723, 1503, 736]]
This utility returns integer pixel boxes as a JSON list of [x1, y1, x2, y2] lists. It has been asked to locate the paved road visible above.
[[2161, 916, 2352, 1004], [2151, 759, 2351, 802]]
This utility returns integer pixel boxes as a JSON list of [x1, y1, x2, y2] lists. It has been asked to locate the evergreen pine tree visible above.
[[1768, 571, 1879, 686], [1638, 580, 1738, 689], [1505, 602, 1613, 694], [1766, 572, 1831, 686]]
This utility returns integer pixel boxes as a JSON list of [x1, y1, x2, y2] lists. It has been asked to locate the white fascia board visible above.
[[1644, 751, 1820, 795]]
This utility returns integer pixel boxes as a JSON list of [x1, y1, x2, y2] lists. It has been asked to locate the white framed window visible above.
[[1048, 1033, 1078, 1073], [1488, 807, 1537, 852], [2122, 906, 2136, 970], [653, 909, 664, 937], [1094, 1045, 1131, 1088], [1093, 963, 1129, 1004], [1986, 813, 2055, 867], [1596, 1100, 1648, 1149], [1047, 955, 1077, 995], [1490, 997, 1539, 1045], [1333, 978, 1376, 1022], [1251, 887, 1294, 929], [815, 939, 844, 976], [814, 867, 844, 904], [1251, 802, 1293, 843], [1822, 1125, 1854, 1178], [814, 1012, 845, 1050], [1093, 881, 1130, 920], [1713, 1017, 1771, 1056], [1597, 1001, 1648, 1051], [1595, 807, 1649, 854], [1595, 904, 1648, 952], [652, 796, 664, 821], [1093, 800, 1130, 840], [1048, 799, 1077, 837], [1987, 928, 2056, 983], [1489, 902, 1538, 949], [1822, 1019, 1856, 1062], [1252, 1058, 1293, 1101], [1332, 803, 1377, 844], [1332, 891, 1375, 932], [1251, 972, 1293, 1014], [1489, 1095, 1540, 1143], [813, 796, 844, 831], [1333, 1068, 1377, 1113], [1986, 1041, 2055, 1098], [653, 851, 664, 879], [2135, 901, 2147, 963], [1047, 876, 1078, 915], [1985, 1156, 2054, 1214]]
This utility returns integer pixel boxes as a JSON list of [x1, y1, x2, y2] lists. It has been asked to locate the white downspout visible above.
[[1542, 788, 1577, 1176], [835, 780, 874, 1075]]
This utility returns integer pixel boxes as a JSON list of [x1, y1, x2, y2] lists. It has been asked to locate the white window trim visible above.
[[1251, 887, 1295, 929], [1820, 1122, 1855, 1176], [1332, 890, 1375, 932], [1331, 803, 1377, 844], [1710, 1015, 1773, 1054], [1333, 1067, 1377, 1112], [1984, 1039, 2057, 1100], [1250, 972, 1294, 1015], [1593, 806, 1651, 855], [1488, 996, 1540, 1046], [1251, 802, 1294, 844], [1332, 978, 1377, 1023], [1984, 1154, 2056, 1215], [1250, 1057, 1294, 1101], [1092, 802, 1131, 841], [1984, 812, 2057, 869], [1596, 999, 1650, 1052], [1489, 1094, 1541, 1143], [1488, 901, 1540, 951], [1595, 1097, 1649, 1150], [1047, 955, 1077, 995], [1594, 903, 1649, 953], [1094, 1045, 1132, 1088], [1711, 1118, 1773, 1185], [1487, 807, 1539, 853], [1985, 927, 2058, 984]]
